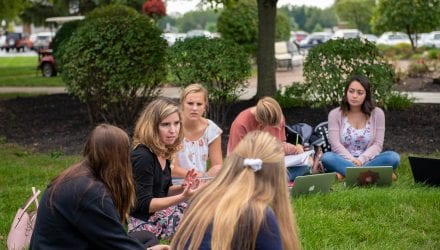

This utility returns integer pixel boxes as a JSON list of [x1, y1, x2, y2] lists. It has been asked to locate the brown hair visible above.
[[132, 98, 183, 159], [255, 96, 283, 126], [48, 124, 136, 223], [341, 75, 375, 116], [171, 131, 300, 250]]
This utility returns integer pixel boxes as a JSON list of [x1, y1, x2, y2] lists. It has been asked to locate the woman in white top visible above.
[[172, 84, 223, 177]]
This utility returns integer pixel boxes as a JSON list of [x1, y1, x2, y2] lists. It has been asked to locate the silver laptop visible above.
[[344, 166, 393, 186], [290, 173, 336, 197]]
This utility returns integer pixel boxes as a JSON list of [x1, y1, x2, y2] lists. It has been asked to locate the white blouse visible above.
[[176, 119, 222, 173]]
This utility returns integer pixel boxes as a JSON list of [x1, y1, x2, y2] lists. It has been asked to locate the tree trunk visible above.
[[256, 0, 277, 98], [405, 25, 416, 51]]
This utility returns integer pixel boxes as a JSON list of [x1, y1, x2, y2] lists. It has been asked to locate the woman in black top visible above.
[[30, 124, 145, 249], [129, 98, 200, 240]]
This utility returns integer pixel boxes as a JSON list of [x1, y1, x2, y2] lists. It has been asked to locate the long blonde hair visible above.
[[132, 98, 183, 159], [171, 131, 300, 250]]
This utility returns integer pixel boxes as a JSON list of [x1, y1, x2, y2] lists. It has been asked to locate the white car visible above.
[[185, 30, 212, 39], [161, 33, 186, 46], [331, 29, 363, 40], [32, 32, 55, 51], [424, 31, 440, 48], [364, 34, 378, 43], [376, 32, 411, 46]]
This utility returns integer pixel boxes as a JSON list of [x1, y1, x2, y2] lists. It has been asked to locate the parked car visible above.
[[186, 29, 212, 39], [161, 32, 186, 46], [331, 29, 363, 40], [410, 33, 430, 47], [1, 32, 32, 52], [290, 31, 309, 43], [364, 34, 378, 43], [424, 31, 440, 48], [298, 32, 332, 50], [376, 32, 411, 46], [31, 32, 55, 51]]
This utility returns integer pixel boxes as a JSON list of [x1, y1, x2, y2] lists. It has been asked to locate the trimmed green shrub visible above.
[[385, 91, 414, 109], [169, 36, 251, 126], [427, 49, 440, 60], [274, 83, 309, 108], [60, 5, 168, 126], [303, 38, 395, 107], [52, 20, 83, 71]]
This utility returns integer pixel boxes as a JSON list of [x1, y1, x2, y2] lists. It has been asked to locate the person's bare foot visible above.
[[392, 173, 397, 181]]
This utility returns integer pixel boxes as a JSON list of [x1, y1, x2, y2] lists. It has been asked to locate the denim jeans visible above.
[[321, 151, 400, 176], [287, 165, 310, 181]]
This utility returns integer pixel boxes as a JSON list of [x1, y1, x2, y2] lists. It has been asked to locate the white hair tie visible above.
[[243, 158, 263, 172]]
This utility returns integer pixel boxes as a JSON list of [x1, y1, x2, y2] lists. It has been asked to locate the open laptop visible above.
[[344, 166, 393, 186], [290, 173, 336, 197], [408, 156, 440, 186]]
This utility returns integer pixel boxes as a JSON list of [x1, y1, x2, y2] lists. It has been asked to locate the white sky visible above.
[[166, 0, 335, 15]]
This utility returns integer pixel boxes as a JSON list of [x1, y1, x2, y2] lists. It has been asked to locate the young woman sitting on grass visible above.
[[128, 98, 201, 240], [172, 84, 223, 178], [321, 75, 400, 180], [30, 124, 146, 249], [171, 131, 301, 250], [227, 96, 312, 181]]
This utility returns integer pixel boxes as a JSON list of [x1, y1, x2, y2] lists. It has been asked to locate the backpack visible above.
[[285, 122, 324, 149], [285, 122, 330, 174], [314, 121, 332, 153]]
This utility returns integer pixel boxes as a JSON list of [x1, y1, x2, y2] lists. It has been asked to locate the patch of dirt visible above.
[[0, 91, 439, 156], [392, 77, 440, 92]]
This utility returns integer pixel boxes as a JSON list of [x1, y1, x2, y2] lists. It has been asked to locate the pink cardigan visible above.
[[328, 107, 385, 164]]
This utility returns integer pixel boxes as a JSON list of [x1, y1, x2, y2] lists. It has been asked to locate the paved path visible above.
[[1, 65, 439, 103]]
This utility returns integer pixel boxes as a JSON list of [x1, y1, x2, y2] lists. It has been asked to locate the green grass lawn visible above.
[[0, 57, 64, 87], [0, 143, 438, 249]]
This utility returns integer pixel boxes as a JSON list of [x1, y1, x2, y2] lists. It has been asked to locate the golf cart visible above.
[[37, 16, 84, 77]]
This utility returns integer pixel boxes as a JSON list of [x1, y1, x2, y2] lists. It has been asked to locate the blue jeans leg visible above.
[[363, 151, 400, 170], [321, 152, 354, 176], [287, 165, 309, 181]]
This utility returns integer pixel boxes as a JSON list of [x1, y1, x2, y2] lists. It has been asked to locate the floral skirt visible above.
[[128, 202, 187, 240]]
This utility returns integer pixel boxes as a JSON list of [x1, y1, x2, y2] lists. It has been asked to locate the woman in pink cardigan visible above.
[[321, 75, 400, 180]]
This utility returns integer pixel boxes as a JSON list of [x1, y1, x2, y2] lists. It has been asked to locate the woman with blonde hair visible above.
[[31, 124, 146, 249], [172, 84, 223, 178], [171, 131, 301, 250], [129, 98, 200, 240], [227, 96, 311, 181]]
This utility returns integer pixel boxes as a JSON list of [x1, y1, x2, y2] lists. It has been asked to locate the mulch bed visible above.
[[0, 93, 439, 155]]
